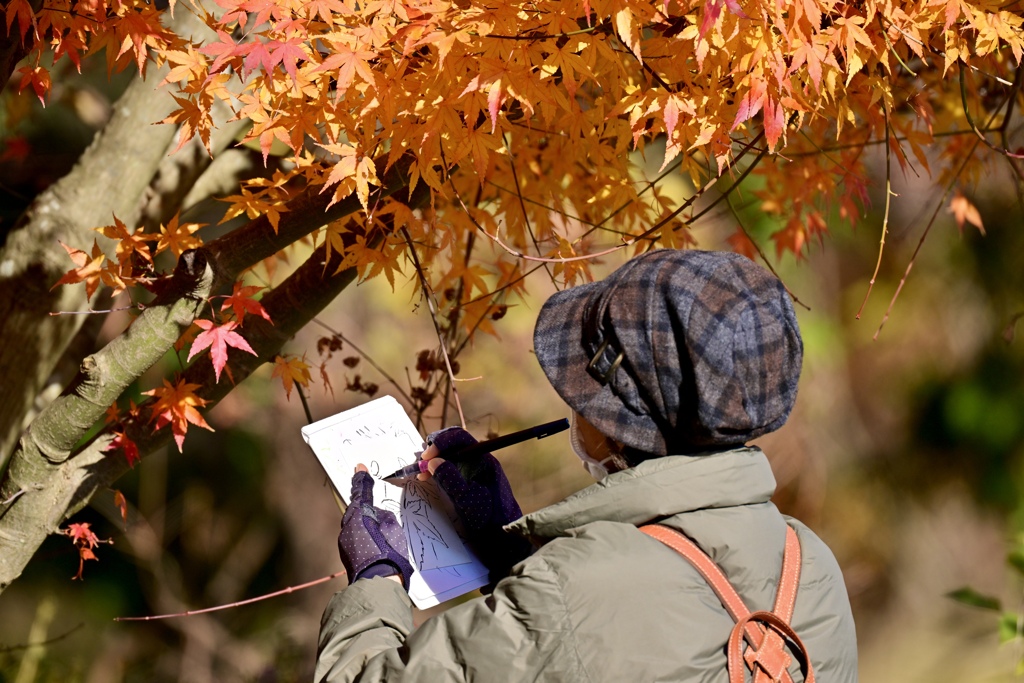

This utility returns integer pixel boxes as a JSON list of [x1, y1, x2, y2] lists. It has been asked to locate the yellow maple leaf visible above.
[[272, 355, 312, 400], [155, 214, 205, 258]]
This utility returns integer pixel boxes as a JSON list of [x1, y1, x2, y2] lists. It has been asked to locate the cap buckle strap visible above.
[[587, 338, 624, 385]]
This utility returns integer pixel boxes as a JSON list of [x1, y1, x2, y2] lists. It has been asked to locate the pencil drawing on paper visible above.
[[301, 395, 490, 607]]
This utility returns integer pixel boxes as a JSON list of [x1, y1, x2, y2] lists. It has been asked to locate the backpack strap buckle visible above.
[[638, 524, 814, 683]]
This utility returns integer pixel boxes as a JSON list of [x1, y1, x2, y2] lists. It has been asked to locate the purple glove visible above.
[[427, 427, 533, 588], [338, 470, 414, 589]]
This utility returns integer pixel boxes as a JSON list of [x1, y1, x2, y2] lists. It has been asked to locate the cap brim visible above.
[[533, 280, 664, 454], [533, 281, 603, 417]]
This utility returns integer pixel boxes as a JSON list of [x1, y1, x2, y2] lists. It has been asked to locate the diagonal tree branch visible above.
[[0, 251, 215, 592], [0, 6, 220, 470], [203, 153, 414, 290], [0, 0, 43, 94], [0, 181, 428, 595]]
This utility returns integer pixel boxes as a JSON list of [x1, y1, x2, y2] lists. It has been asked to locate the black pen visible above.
[[381, 418, 570, 483]]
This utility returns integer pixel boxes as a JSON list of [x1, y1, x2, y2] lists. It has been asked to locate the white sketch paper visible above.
[[301, 396, 488, 608]]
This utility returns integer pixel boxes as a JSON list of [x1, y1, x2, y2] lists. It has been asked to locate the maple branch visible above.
[[0, 184, 434, 596], [115, 571, 347, 621], [0, 251, 214, 593], [959, 62, 1024, 159], [203, 153, 414, 289], [857, 104, 895, 319], [140, 107, 251, 232], [0, 0, 43, 95], [874, 136, 984, 339], [400, 226, 467, 429], [309, 319, 415, 408], [0, 4, 218, 467], [724, 193, 810, 311]]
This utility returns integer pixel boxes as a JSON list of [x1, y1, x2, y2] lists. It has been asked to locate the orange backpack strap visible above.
[[638, 524, 814, 683]]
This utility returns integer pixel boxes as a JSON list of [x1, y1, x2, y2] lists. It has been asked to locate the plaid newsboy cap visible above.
[[533, 249, 803, 455]]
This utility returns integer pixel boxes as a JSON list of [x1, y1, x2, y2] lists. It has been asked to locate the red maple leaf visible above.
[[64, 522, 110, 580], [112, 490, 129, 529], [187, 319, 257, 382], [201, 29, 252, 73], [220, 282, 272, 325], [106, 430, 140, 468], [143, 378, 213, 451]]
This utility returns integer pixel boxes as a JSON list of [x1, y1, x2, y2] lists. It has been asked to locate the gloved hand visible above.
[[422, 426, 533, 588], [338, 469, 414, 589]]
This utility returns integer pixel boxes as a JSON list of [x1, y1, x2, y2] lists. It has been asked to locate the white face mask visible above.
[[570, 412, 617, 481]]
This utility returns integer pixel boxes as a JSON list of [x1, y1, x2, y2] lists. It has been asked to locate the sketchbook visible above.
[[301, 395, 489, 609]]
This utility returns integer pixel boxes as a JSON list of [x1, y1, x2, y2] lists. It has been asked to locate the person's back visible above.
[[317, 249, 858, 682], [316, 450, 856, 682]]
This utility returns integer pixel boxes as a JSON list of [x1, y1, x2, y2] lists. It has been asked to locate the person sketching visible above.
[[315, 250, 858, 682]]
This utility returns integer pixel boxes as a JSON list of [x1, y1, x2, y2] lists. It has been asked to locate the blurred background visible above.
[[3, 58, 1024, 683]]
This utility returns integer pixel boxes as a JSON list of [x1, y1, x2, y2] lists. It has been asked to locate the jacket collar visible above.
[[506, 447, 777, 542]]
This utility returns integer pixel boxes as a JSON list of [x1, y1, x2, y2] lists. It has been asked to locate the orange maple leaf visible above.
[[272, 355, 312, 400], [112, 490, 129, 529], [187, 319, 258, 382], [155, 214, 205, 257], [143, 378, 213, 451], [726, 229, 759, 261], [949, 190, 985, 236], [220, 282, 272, 325], [51, 240, 106, 301], [64, 521, 111, 580], [95, 215, 155, 264]]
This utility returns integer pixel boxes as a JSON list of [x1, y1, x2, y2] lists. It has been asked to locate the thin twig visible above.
[[310, 320, 416, 407], [724, 193, 811, 311], [857, 103, 895, 319], [882, 17, 1014, 87], [1, 485, 43, 507], [785, 128, 998, 157], [0, 623, 84, 653], [959, 62, 1024, 159], [113, 571, 347, 621], [686, 143, 771, 225], [874, 137, 983, 338], [399, 227, 466, 428], [875, 94, 1008, 337], [296, 384, 314, 424], [877, 14, 917, 76], [49, 305, 142, 316], [504, 132, 559, 287]]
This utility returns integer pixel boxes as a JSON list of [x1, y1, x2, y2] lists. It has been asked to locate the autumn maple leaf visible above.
[[155, 214, 205, 257], [220, 282, 272, 325], [949, 190, 985, 236], [95, 214, 155, 265], [51, 240, 106, 301], [143, 378, 213, 451], [106, 430, 140, 468], [64, 522, 111, 580], [187, 319, 257, 382], [272, 355, 312, 400]]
